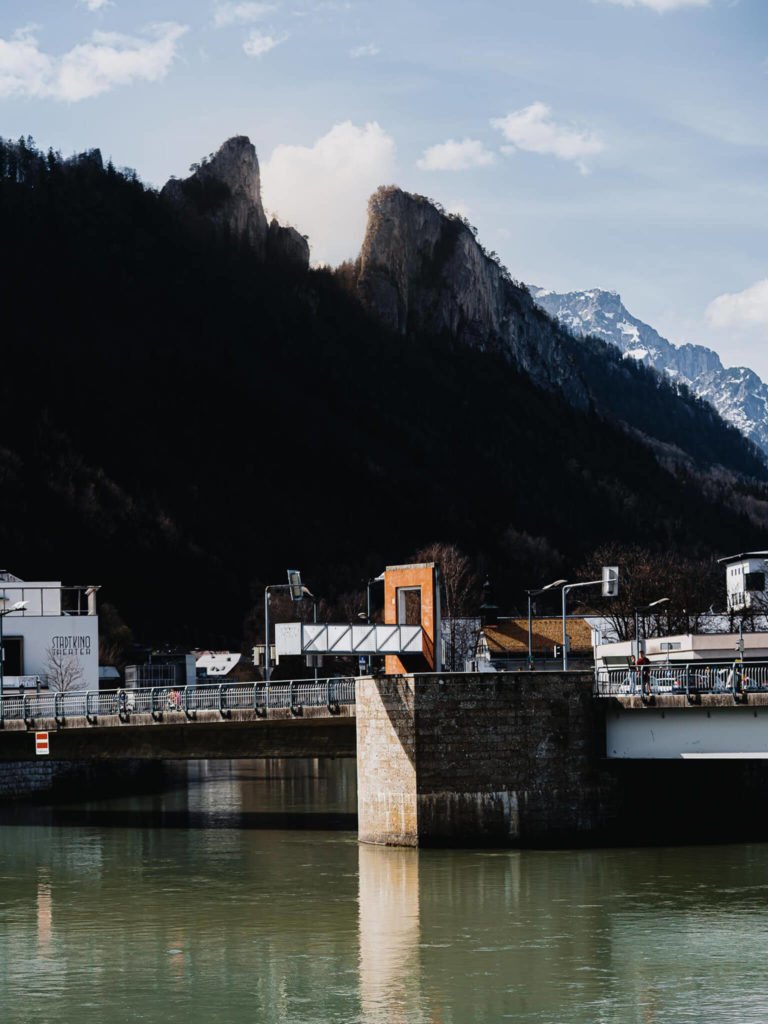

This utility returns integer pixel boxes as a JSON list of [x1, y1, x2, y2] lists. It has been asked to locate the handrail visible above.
[[594, 659, 768, 698], [0, 677, 357, 723]]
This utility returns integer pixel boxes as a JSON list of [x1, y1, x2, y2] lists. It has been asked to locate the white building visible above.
[[195, 651, 241, 677], [719, 551, 768, 612], [0, 571, 99, 691]]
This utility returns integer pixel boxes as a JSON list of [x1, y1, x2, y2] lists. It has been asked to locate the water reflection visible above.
[[36, 872, 52, 954], [358, 845, 421, 1023], [2, 762, 768, 1023]]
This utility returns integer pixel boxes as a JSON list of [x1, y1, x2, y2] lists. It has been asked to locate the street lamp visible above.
[[634, 598, 669, 658], [264, 570, 308, 681], [526, 580, 567, 668], [561, 568, 619, 670], [363, 572, 386, 674], [0, 600, 28, 705]]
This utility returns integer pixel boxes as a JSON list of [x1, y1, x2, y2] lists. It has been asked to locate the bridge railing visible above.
[[594, 661, 768, 698], [0, 677, 357, 723]]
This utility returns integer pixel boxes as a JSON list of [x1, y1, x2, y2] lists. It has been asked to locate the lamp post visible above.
[[264, 570, 307, 681], [526, 580, 567, 668], [561, 568, 619, 670], [0, 599, 28, 706], [363, 572, 386, 674], [634, 598, 669, 659]]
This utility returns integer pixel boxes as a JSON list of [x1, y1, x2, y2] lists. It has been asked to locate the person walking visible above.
[[636, 649, 651, 699]]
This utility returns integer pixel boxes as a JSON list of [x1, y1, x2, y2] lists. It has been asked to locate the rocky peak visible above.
[[356, 187, 588, 405], [532, 285, 768, 458], [161, 136, 308, 268]]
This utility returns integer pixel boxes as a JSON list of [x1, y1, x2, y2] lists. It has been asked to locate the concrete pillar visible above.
[[355, 671, 606, 847], [356, 676, 418, 845]]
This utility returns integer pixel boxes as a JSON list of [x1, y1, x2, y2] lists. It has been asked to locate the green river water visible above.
[[2, 759, 768, 1024]]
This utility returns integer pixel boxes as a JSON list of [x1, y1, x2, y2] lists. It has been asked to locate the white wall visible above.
[[606, 706, 768, 759], [3, 616, 99, 689]]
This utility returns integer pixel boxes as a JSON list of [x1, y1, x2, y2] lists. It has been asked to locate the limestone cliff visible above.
[[162, 136, 308, 269], [356, 187, 588, 405], [266, 218, 310, 268]]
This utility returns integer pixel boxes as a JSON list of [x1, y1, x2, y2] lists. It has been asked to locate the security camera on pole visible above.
[[561, 566, 619, 671]]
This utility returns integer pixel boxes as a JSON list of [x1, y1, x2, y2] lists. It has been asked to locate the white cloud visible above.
[[350, 42, 378, 58], [80, 0, 112, 10], [707, 279, 768, 329], [213, 3, 277, 28], [243, 29, 286, 55], [261, 121, 396, 264], [598, 0, 709, 10], [491, 101, 605, 174], [0, 23, 187, 102], [417, 137, 495, 171]]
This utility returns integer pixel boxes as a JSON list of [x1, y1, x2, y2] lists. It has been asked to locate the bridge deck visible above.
[[0, 680, 357, 761]]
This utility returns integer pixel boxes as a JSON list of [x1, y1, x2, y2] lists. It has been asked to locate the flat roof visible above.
[[717, 552, 768, 564]]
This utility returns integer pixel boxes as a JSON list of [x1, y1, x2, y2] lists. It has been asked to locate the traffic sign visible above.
[[35, 732, 49, 756]]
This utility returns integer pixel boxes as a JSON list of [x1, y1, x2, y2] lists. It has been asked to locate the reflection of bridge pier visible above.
[[358, 845, 422, 1024]]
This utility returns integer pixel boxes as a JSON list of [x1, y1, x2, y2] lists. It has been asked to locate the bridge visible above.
[[0, 679, 357, 761], [4, 666, 768, 846], [595, 660, 768, 759]]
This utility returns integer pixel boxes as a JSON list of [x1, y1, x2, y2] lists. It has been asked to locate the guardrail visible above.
[[595, 660, 768, 699], [0, 677, 357, 724]]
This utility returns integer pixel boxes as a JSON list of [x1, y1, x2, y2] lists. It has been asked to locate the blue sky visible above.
[[1, 0, 767, 372]]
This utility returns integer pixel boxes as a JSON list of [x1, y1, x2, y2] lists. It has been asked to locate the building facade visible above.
[[0, 571, 99, 691]]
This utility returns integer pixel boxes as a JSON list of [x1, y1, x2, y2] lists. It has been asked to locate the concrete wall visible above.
[[0, 711, 357, 762], [356, 671, 607, 847], [0, 759, 166, 802], [606, 703, 768, 758]]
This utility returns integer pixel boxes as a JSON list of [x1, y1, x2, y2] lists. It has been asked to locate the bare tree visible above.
[[45, 646, 85, 692], [414, 542, 480, 669], [578, 544, 723, 642]]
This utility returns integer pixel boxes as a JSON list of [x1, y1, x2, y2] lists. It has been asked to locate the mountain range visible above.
[[531, 287, 768, 458], [1, 133, 766, 648]]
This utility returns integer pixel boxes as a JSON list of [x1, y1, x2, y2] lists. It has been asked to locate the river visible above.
[[1, 759, 768, 1024]]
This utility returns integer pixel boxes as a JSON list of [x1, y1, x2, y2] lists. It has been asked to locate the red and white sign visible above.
[[35, 732, 49, 756]]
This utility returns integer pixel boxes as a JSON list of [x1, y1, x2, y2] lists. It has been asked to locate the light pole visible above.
[[0, 599, 28, 705], [561, 568, 619, 670], [634, 598, 669, 659], [526, 580, 567, 668], [364, 572, 385, 674], [264, 570, 307, 681]]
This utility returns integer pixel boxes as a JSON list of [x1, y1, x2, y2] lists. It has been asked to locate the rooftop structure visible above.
[[476, 617, 594, 669], [718, 551, 768, 613]]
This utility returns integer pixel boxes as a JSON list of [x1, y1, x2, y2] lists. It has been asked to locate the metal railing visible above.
[[595, 660, 768, 698], [0, 677, 357, 724]]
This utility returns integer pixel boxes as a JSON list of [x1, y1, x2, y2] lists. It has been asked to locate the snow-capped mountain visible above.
[[532, 287, 768, 459]]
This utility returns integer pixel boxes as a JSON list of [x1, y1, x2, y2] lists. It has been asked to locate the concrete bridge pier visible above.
[[355, 671, 607, 847]]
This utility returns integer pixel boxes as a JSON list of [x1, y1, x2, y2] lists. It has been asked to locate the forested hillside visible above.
[[1, 137, 765, 646]]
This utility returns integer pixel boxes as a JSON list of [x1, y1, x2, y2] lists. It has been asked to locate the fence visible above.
[[594, 660, 768, 698], [0, 677, 357, 723]]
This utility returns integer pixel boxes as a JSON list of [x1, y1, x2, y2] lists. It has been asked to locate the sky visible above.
[[0, 0, 767, 373]]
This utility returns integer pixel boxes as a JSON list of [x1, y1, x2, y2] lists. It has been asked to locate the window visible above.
[[746, 572, 766, 593], [397, 587, 422, 626]]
